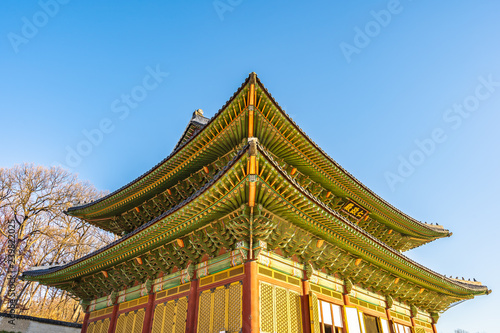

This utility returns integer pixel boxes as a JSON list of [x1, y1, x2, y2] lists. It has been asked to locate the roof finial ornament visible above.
[[194, 109, 203, 116], [249, 72, 257, 85]]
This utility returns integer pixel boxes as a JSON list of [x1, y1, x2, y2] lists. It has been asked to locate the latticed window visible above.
[[86, 318, 110, 333], [310, 292, 400, 333], [115, 308, 145, 333], [318, 299, 343, 333], [151, 295, 188, 333], [259, 281, 302, 333], [393, 322, 412, 333], [363, 314, 381, 333], [197, 281, 242, 333]]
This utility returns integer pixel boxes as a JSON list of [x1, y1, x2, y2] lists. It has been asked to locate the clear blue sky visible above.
[[1, 1, 499, 331]]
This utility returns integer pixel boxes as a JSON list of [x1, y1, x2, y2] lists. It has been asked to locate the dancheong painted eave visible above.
[[66, 72, 449, 249], [22, 143, 490, 314], [23, 73, 490, 333]]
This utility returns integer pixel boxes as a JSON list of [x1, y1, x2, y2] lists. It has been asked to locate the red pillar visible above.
[[385, 308, 396, 333], [432, 323, 439, 333], [242, 260, 258, 332], [186, 278, 199, 333], [142, 293, 155, 333], [107, 304, 119, 333], [301, 280, 311, 333], [341, 295, 350, 333], [81, 311, 90, 333], [342, 293, 350, 306]]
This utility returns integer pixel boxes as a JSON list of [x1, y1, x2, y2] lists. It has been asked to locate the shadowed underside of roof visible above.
[[23, 143, 490, 314]]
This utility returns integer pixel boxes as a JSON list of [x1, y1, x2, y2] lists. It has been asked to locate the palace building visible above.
[[22, 73, 490, 333]]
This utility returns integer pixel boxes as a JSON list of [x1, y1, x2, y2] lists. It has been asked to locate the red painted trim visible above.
[[432, 323, 438, 333], [87, 308, 114, 323], [107, 304, 119, 333], [301, 280, 311, 333], [81, 312, 90, 333], [117, 303, 148, 315], [185, 278, 199, 333], [154, 290, 190, 306], [142, 293, 155, 333], [197, 274, 244, 292], [342, 293, 351, 306], [386, 308, 396, 333]]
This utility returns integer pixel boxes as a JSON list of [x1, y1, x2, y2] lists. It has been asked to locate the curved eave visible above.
[[253, 76, 450, 241], [24, 145, 250, 282], [67, 73, 448, 246], [66, 75, 253, 221], [23, 144, 489, 300], [256, 145, 487, 298]]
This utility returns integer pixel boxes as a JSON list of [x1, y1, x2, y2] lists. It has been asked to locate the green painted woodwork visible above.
[[23, 143, 488, 314], [67, 73, 446, 249], [22, 74, 490, 321]]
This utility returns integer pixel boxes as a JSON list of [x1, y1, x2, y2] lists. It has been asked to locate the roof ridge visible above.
[[67, 74, 253, 215], [253, 75, 450, 237]]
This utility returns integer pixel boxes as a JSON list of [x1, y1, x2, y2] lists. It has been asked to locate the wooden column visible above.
[[385, 308, 396, 333], [141, 293, 155, 333], [186, 278, 199, 333], [301, 279, 311, 333], [80, 311, 90, 333], [411, 317, 417, 331], [107, 304, 119, 333], [431, 323, 439, 333], [242, 260, 258, 332]]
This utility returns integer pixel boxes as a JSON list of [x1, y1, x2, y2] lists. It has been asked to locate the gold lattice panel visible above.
[[228, 282, 242, 331], [198, 290, 212, 333], [260, 282, 274, 333], [197, 281, 242, 333], [124, 312, 134, 332], [164, 301, 175, 333], [213, 287, 226, 332], [289, 291, 301, 332], [134, 309, 145, 333], [115, 313, 126, 332], [87, 322, 95, 333], [309, 292, 321, 333], [101, 318, 110, 333], [94, 320, 102, 333], [175, 297, 188, 333], [259, 281, 302, 333], [415, 328, 426, 333], [152, 303, 165, 333], [88, 319, 110, 333], [114, 308, 145, 333], [150, 296, 188, 333], [276, 287, 288, 333]]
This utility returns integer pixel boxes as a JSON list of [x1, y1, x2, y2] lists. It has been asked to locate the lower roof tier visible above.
[[22, 143, 489, 314]]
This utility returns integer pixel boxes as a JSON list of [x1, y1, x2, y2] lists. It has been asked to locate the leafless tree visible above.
[[0, 164, 115, 322]]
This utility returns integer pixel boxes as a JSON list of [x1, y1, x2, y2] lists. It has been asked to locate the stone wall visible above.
[[0, 313, 81, 333]]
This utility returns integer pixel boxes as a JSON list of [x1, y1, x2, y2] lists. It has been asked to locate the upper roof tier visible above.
[[67, 73, 450, 250]]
